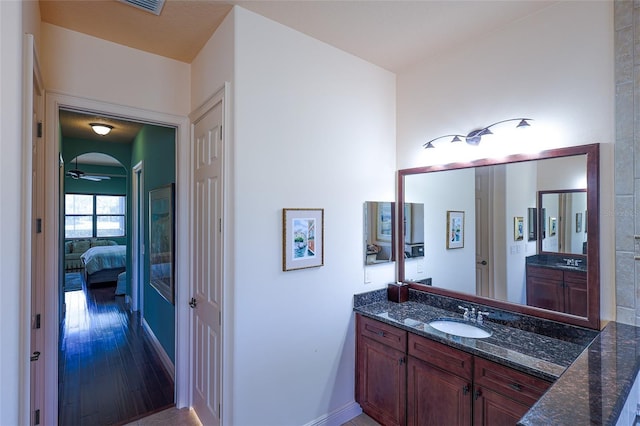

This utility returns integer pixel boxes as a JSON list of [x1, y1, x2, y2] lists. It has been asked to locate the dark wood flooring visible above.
[[59, 280, 174, 426]]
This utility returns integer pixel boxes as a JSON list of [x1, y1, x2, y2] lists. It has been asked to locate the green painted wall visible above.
[[131, 125, 176, 363]]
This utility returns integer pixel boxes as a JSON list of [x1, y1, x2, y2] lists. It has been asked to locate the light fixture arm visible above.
[[423, 134, 465, 148], [424, 118, 532, 149]]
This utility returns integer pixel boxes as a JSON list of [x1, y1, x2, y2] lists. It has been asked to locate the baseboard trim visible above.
[[304, 401, 362, 426], [142, 317, 175, 382]]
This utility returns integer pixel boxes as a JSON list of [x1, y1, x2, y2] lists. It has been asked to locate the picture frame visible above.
[[149, 183, 175, 304], [283, 208, 324, 271], [376, 202, 392, 242], [576, 212, 582, 233], [514, 216, 524, 241], [549, 217, 557, 237], [446, 210, 464, 249], [527, 207, 537, 241]]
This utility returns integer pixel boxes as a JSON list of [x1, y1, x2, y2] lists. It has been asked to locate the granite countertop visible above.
[[354, 289, 596, 382], [526, 253, 587, 273], [519, 321, 640, 425]]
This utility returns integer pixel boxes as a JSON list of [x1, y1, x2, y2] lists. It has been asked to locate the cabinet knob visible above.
[[463, 384, 470, 395], [474, 389, 482, 400]]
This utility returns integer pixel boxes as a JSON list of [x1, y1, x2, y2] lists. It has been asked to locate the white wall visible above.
[[228, 7, 396, 425], [0, 2, 24, 423], [40, 23, 190, 116], [396, 1, 615, 322], [1, 1, 41, 423], [404, 169, 476, 294], [505, 162, 537, 304]]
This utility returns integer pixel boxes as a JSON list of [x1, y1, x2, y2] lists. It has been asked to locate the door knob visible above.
[[477, 260, 487, 265]]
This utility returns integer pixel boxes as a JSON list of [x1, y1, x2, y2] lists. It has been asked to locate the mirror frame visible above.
[[397, 144, 600, 329]]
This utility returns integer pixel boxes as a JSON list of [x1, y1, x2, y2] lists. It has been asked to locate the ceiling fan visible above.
[[66, 158, 111, 182]]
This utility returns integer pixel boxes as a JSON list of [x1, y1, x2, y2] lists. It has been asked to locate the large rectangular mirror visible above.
[[397, 144, 600, 329]]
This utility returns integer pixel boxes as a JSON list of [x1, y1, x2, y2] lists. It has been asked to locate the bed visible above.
[[81, 245, 126, 287]]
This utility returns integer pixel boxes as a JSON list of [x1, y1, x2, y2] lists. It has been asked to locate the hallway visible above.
[[58, 280, 174, 425]]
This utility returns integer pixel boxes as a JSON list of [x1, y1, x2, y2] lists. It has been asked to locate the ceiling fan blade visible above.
[[81, 175, 111, 181]]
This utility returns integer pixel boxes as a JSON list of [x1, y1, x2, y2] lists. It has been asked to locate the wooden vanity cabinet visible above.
[[356, 314, 407, 426], [473, 357, 552, 426], [526, 265, 587, 316], [356, 315, 552, 426], [407, 334, 472, 426]]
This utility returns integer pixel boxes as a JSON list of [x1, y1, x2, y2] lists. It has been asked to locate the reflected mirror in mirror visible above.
[[397, 144, 599, 329], [364, 202, 425, 265], [539, 190, 587, 255]]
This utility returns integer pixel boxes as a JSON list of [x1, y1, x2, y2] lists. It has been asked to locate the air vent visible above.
[[119, 0, 165, 16]]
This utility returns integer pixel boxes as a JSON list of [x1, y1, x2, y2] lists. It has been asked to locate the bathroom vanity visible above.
[[525, 254, 587, 317], [354, 288, 640, 425]]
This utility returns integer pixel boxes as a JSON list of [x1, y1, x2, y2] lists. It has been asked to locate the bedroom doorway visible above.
[[57, 108, 177, 425]]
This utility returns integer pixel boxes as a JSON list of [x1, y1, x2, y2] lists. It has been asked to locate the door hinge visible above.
[[219, 311, 222, 326], [37, 122, 42, 138], [219, 125, 223, 140], [219, 218, 222, 232], [30, 351, 41, 362], [35, 218, 42, 234], [34, 409, 40, 425], [34, 313, 41, 329]]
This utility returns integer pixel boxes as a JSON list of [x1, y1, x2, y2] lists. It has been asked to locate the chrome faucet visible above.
[[476, 311, 490, 324], [458, 305, 470, 321]]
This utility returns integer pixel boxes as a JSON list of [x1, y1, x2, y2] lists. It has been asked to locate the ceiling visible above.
[[39, 0, 556, 72], [47, 0, 555, 162]]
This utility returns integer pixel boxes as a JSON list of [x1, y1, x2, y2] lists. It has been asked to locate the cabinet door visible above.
[[526, 265, 563, 312], [407, 356, 472, 426], [357, 335, 406, 426], [473, 357, 552, 426], [473, 386, 530, 426], [564, 270, 588, 317]]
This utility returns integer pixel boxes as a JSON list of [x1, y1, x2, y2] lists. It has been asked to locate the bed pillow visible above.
[[73, 240, 90, 254], [91, 239, 118, 247]]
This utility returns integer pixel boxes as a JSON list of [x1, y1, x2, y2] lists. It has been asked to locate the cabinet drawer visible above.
[[408, 333, 473, 379], [474, 357, 552, 406], [526, 264, 563, 280], [358, 314, 407, 352]]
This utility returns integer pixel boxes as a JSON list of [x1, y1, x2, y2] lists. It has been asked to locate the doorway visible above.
[[59, 119, 175, 424], [42, 92, 191, 425]]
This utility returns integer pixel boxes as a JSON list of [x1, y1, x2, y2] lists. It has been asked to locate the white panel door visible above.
[[191, 97, 224, 426]]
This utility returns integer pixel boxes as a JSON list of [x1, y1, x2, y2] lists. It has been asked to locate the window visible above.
[[65, 194, 126, 239]]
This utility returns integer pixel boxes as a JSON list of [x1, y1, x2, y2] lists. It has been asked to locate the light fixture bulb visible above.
[[90, 123, 113, 136]]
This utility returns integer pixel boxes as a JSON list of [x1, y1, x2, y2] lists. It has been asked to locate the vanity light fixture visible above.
[[90, 123, 114, 136], [423, 118, 532, 149]]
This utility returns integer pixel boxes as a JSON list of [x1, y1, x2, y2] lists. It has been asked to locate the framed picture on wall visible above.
[[282, 208, 324, 271], [549, 217, 557, 237], [376, 202, 392, 242], [149, 183, 175, 304], [446, 210, 464, 249], [514, 216, 524, 241], [576, 212, 582, 233]]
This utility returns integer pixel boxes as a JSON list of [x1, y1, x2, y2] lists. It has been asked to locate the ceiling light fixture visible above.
[[90, 123, 114, 136], [423, 118, 532, 149]]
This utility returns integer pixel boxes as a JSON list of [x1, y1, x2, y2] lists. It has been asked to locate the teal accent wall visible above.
[[62, 138, 131, 248], [131, 125, 176, 363]]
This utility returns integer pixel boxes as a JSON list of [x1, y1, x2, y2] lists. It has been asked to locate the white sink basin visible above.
[[428, 318, 492, 339]]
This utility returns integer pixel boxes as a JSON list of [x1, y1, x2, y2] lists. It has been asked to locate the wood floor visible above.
[[59, 280, 174, 425]]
